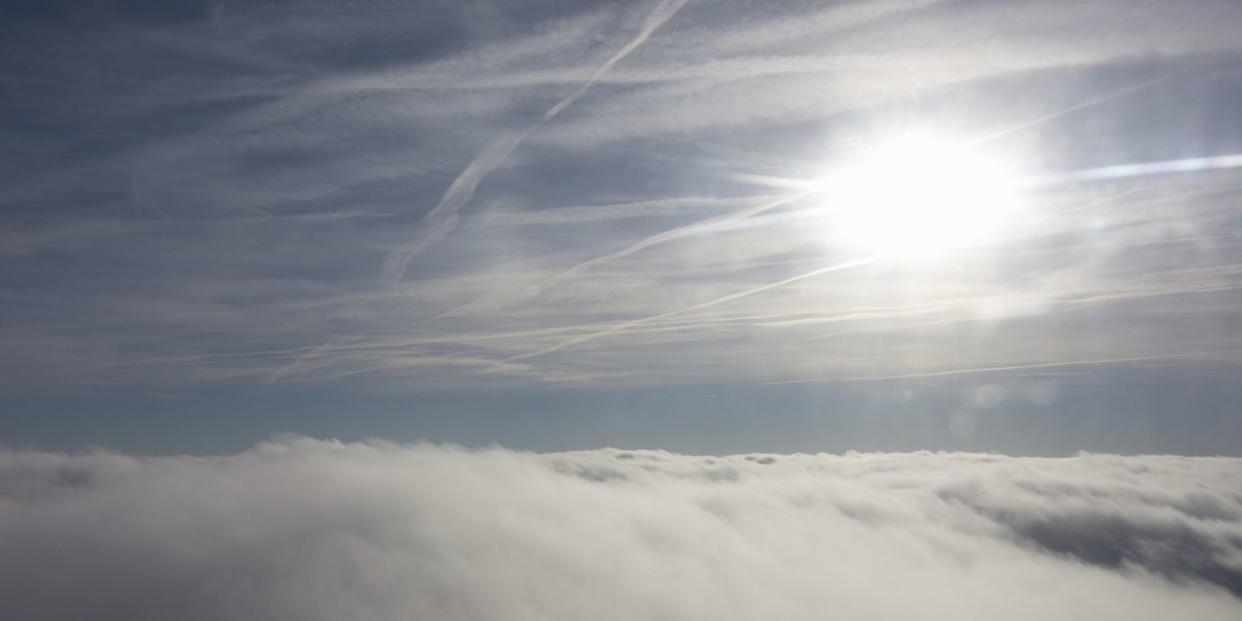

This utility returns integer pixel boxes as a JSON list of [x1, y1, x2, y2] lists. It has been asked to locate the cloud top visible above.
[[1, 438, 1240, 620]]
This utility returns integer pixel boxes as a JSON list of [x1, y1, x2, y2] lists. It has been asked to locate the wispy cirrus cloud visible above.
[[378, 0, 692, 284], [3, 0, 1242, 404]]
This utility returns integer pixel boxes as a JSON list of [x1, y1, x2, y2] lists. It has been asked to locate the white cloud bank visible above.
[[1, 438, 1240, 620]]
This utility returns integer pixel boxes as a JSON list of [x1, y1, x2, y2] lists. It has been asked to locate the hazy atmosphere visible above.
[[2, 0, 1241, 617], [5, 0, 1242, 454]]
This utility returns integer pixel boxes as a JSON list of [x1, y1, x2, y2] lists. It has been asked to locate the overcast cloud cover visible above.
[[2, 438, 1240, 620]]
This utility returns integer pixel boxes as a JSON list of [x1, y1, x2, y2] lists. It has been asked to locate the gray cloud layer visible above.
[[2, 438, 1240, 620]]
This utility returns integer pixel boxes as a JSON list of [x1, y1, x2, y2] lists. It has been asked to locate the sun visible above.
[[818, 132, 1023, 260]]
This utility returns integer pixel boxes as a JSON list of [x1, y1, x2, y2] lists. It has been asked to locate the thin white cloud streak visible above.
[[1042, 153, 1242, 186], [531, 192, 810, 294], [540, 0, 691, 120], [505, 257, 875, 362], [442, 192, 807, 318], [378, 130, 528, 283], [972, 74, 1174, 147], [768, 350, 1242, 385], [471, 195, 774, 227], [529, 1, 1242, 149], [323, 0, 943, 95], [9, 0, 1242, 392], [1, 439, 1240, 620], [698, 0, 948, 54], [378, 0, 692, 284]]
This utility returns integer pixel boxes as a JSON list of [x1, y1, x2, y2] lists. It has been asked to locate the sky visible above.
[[4, 2, 1242, 618], [4, 0, 1242, 455]]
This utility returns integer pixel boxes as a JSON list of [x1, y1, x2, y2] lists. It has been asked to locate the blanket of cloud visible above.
[[2, 437, 1240, 620]]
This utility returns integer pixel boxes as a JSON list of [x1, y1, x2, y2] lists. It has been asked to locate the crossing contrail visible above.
[[505, 257, 875, 362], [764, 350, 1241, 385], [379, 0, 692, 284]]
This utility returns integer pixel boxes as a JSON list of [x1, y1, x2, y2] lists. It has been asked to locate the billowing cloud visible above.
[[2, 438, 1239, 620]]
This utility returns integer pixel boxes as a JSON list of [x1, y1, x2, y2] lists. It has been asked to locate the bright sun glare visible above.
[[821, 132, 1023, 259]]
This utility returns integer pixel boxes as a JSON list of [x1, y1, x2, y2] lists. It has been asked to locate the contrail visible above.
[[474, 195, 771, 227], [379, 133, 527, 283], [379, 0, 692, 284], [504, 257, 875, 362], [1040, 153, 1242, 186], [499, 74, 1171, 283], [265, 334, 364, 383], [439, 69, 1186, 304], [765, 350, 1241, 385], [439, 191, 809, 318], [672, 75, 1177, 206], [531, 191, 808, 294], [542, 0, 691, 120], [970, 74, 1173, 147], [970, 74, 1242, 186]]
